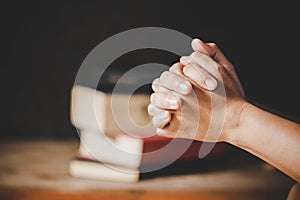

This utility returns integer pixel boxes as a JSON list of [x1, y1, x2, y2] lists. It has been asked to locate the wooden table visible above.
[[0, 140, 295, 200]]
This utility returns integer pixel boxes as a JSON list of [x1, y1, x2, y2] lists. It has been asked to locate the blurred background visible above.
[[2, 0, 299, 139]]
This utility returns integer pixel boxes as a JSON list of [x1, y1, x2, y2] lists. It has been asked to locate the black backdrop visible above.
[[2, 0, 299, 139]]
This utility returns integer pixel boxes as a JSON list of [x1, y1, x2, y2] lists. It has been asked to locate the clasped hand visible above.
[[148, 38, 246, 142]]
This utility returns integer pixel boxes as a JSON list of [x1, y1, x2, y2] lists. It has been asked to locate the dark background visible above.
[[2, 0, 299, 139]]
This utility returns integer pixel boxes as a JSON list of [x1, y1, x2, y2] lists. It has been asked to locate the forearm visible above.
[[226, 102, 300, 182]]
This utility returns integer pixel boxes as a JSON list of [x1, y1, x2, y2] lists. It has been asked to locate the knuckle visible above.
[[210, 42, 217, 48], [161, 71, 176, 87], [169, 63, 180, 73], [209, 42, 220, 52], [153, 78, 160, 84], [170, 62, 180, 68], [216, 63, 224, 71], [160, 71, 170, 80], [151, 78, 160, 91], [190, 51, 201, 58], [147, 104, 154, 115], [150, 93, 157, 103], [150, 93, 170, 108], [151, 117, 159, 128], [169, 66, 176, 73], [153, 114, 168, 128]]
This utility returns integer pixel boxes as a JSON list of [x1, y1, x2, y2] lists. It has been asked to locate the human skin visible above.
[[148, 39, 300, 189]]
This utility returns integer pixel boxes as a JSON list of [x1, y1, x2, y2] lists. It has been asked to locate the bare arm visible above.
[[230, 101, 300, 182], [148, 38, 300, 183]]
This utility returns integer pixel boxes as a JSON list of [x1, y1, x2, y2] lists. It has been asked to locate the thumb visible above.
[[191, 38, 211, 55], [191, 38, 245, 96], [191, 38, 231, 68]]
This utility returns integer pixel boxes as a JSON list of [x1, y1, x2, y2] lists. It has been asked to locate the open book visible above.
[[70, 85, 155, 137]]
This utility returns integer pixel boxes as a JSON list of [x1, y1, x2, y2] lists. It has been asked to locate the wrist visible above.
[[222, 100, 251, 144]]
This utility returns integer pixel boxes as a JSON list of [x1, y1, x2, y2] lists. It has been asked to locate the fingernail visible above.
[[179, 81, 191, 94], [168, 98, 179, 109], [205, 78, 217, 90]]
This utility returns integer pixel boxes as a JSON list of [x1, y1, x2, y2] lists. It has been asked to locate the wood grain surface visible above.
[[0, 140, 295, 200]]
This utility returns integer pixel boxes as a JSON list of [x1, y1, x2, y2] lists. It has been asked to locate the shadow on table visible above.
[[140, 142, 266, 180]]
